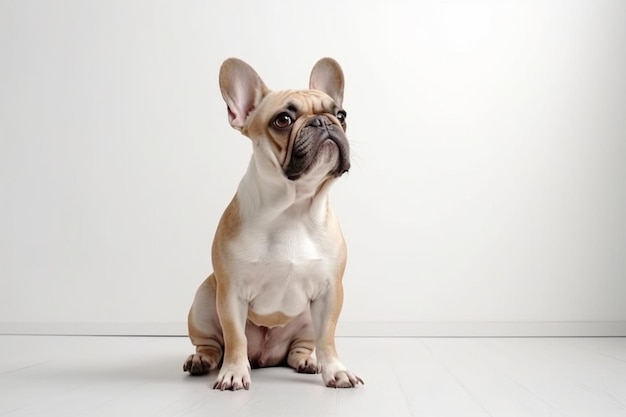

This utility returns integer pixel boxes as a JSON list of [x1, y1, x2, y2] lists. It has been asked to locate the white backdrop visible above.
[[1, 0, 625, 336]]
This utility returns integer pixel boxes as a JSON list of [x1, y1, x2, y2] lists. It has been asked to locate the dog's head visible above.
[[219, 58, 350, 182]]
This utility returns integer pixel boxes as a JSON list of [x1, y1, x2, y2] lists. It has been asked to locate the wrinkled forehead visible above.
[[258, 89, 340, 116]]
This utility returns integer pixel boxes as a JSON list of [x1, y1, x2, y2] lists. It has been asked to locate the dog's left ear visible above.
[[309, 58, 344, 107], [219, 58, 270, 131]]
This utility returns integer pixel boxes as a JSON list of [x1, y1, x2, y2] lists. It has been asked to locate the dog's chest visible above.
[[230, 217, 336, 316]]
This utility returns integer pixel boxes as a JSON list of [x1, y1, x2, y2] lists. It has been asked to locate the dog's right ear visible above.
[[219, 58, 270, 131]]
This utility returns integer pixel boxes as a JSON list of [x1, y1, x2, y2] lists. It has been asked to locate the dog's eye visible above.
[[273, 113, 293, 129], [336, 110, 347, 125]]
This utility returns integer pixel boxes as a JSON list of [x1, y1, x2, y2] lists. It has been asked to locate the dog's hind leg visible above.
[[287, 310, 318, 374], [184, 274, 224, 375]]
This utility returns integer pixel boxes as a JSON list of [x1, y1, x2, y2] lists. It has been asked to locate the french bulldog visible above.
[[183, 57, 362, 390]]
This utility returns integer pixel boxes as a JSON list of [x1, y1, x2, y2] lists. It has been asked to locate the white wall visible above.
[[1, 0, 625, 336]]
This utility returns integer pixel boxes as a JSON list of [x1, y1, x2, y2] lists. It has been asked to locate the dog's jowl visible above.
[[183, 58, 362, 391]]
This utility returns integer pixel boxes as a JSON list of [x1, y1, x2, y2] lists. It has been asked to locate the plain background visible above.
[[1, 0, 625, 336]]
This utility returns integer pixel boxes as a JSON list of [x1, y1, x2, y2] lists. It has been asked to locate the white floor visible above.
[[0, 336, 625, 417]]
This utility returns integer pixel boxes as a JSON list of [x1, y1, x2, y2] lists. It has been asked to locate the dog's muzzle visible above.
[[284, 115, 350, 181]]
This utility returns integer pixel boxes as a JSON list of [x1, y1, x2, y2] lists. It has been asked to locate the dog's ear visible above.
[[309, 57, 344, 107], [219, 58, 270, 131]]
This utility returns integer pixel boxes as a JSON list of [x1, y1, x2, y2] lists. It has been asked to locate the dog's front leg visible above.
[[310, 281, 363, 388], [213, 280, 250, 390]]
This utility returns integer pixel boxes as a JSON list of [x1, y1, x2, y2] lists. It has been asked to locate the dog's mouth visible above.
[[283, 116, 350, 181]]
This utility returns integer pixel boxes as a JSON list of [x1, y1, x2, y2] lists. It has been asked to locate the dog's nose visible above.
[[306, 116, 329, 128]]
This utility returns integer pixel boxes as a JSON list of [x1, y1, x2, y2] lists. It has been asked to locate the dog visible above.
[[183, 57, 362, 390]]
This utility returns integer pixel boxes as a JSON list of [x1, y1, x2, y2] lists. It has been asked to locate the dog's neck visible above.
[[236, 156, 336, 225]]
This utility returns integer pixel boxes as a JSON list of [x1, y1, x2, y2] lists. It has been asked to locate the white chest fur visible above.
[[229, 213, 338, 318]]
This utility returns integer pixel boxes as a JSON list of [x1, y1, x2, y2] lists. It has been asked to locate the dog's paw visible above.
[[324, 370, 364, 388], [296, 356, 319, 374], [183, 353, 218, 376], [213, 362, 251, 391], [320, 359, 363, 388], [288, 348, 319, 374]]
